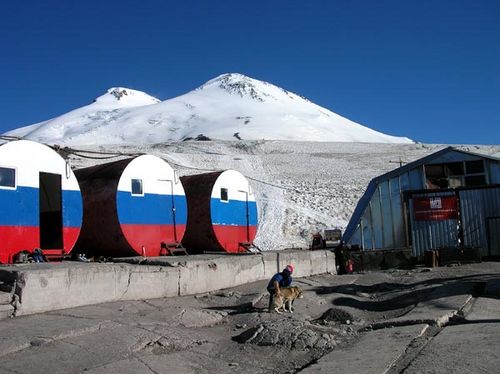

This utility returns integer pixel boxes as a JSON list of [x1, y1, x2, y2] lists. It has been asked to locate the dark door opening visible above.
[[39, 172, 63, 249], [487, 217, 500, 257]]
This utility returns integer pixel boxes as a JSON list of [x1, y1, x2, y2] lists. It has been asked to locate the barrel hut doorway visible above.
[[39, 172, 63, 249]]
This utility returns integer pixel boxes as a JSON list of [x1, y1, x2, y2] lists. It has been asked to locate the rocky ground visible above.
[[1, 262, 500, 373]]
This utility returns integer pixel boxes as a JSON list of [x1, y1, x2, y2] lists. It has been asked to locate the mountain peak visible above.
[[92, 87, 161, 107], [198, 73, 285, 102], [202, 73, 253, 87]]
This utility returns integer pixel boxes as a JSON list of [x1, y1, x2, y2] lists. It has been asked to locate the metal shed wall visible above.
[[409, 191, 458, 257], [408, 186, 500, 257], [346, 167, 424, 250], [488, 218, 500, 256], [460, 186, 500, 256], [488, 161, 500, 184]]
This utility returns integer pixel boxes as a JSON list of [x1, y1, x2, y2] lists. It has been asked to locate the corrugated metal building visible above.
[[343, 147, 500, 257]]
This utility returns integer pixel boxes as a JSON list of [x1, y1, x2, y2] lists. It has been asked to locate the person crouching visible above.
[[267, 264, 294, 312]]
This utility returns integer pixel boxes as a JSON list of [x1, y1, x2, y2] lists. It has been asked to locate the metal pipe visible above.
[[238, 189, 250, 242], [158, 179, 177, 242]]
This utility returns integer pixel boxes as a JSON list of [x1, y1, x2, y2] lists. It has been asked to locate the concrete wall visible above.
[[0, 249, 335, 317]]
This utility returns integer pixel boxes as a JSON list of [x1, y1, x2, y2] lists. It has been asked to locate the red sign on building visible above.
[[413, 196, 458, 221]]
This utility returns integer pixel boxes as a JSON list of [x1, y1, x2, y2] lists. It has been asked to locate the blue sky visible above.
[[1, 0, 499, 144]]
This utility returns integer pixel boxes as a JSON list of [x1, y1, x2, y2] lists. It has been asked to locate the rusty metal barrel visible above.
[[181, 170, 258, 253], [74, 155, 187, 257]]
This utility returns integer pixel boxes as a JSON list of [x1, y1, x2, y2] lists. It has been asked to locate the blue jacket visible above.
[[267, 272, 292, 292]]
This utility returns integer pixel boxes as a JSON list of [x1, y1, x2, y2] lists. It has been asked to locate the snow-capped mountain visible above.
[[92, 87, 161, 107], [6, 73, 412, 145]]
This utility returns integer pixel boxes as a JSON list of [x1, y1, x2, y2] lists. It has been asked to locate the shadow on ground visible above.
[[313, 274, 500, 313]]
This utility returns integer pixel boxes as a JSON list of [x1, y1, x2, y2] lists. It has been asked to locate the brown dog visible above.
[[273, 286, 303, 313]]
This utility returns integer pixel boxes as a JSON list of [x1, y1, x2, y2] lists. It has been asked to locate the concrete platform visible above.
[[403, 323, 500, 374], [0, 249, 335, 317], [303, 324, 429, 374]]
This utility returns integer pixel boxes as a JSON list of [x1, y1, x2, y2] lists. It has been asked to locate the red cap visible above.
[[285, 264, 294, 274]]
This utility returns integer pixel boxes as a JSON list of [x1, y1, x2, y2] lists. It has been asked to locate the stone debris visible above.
[[232, 319, 356, 352], [138, 335, 209, 355], [316, 308, 354, 324], [213, 290, 242, 298]]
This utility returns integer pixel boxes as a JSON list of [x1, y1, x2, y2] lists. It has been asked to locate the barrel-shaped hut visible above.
[[0, 140, 82, 263], [74, 155, 187, 257], [181, 170, 258, 253]]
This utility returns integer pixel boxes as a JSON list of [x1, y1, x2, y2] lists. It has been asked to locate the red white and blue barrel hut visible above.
[[181, 170, 258, 253], [74, 155, 187, 257], [0, 140, 82, 263]]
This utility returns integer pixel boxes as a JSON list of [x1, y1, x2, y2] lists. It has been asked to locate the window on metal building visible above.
[[220, 188, 228, 202], [425, 159, 487, 189], [131, 179, 143, 196], [0, 167, 16, 189], [465, 160, 485, 174]]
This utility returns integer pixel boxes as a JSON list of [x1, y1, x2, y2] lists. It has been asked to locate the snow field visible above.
[[64, 141, 499, 250]]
